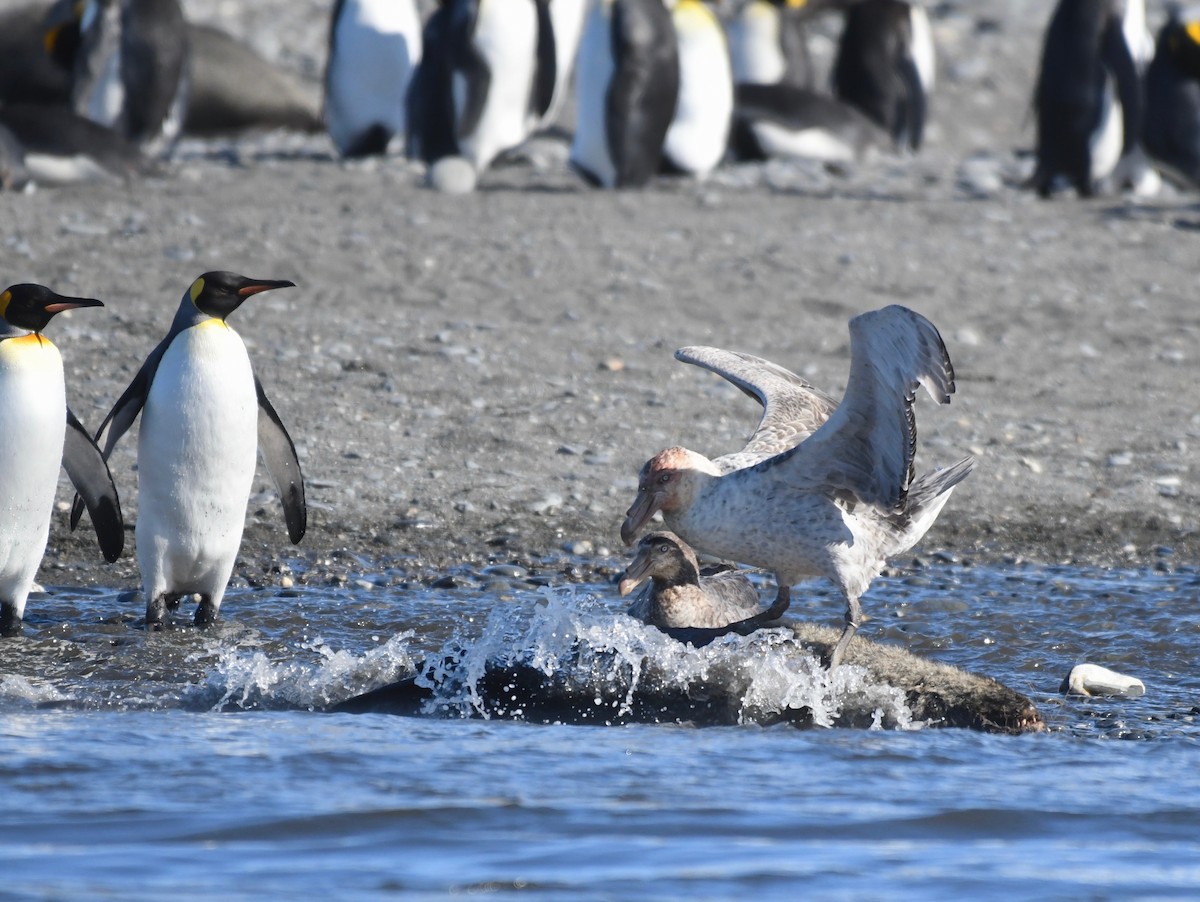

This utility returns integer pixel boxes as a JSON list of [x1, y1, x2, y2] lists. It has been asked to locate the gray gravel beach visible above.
[[7, 0, 1199, 592]]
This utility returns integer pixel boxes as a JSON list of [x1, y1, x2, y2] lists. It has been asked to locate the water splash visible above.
[[0, 674, 71, 708], [201, 632, 420, 711], [413, 587, 923, 729]]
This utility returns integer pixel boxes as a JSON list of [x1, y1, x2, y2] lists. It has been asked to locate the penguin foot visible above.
[[146, 594, 169, 630], [193, 597, 219, 628], [0, 604, 22, 638]]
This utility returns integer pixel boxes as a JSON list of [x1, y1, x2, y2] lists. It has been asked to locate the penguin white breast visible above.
[[665, 3, 734, 177], [908, 5, 936, 93], [325, 0, 423, 152], [1121, 0, 1153, 69], [542, 0, 590, 127], [1089, 78, 1124, 182], [750, 121, 858, 163], [22, 153, 115, 186], [569, 1, 618, 187], [77, 2, 127, 129], [727, 3, 786, 85], [136, 321, 258, 589], [0, 336, 67, 606], [456, 0, 540, 172]]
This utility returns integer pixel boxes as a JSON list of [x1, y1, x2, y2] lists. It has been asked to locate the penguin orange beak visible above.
[[237, 279, 296, 298], [43, 297, 103, 314], [620, 490, 663, 546]]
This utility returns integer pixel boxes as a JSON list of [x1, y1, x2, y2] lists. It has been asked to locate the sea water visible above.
[[1, 561, 1197, 899]]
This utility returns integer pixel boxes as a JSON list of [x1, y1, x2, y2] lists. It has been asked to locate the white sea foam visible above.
[[0, 673, 71, 707], [202, 632, 419, 711], [417, 587, 921, 729]]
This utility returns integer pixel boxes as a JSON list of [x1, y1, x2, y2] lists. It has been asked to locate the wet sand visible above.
[[11, 0, 1199, 592]]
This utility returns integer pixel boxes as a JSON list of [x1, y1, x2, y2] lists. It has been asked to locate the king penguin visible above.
[[539, 0, 590, 129], [407, 0, 556, 176], [0, 284, 123, 636], [77, 272, 305, 629], [832, 0, 935, 152], [324, 0, 423, 158], [64, 0, 191, 158], [662, 0, 733, 179], [1031, 0, 1143, 197], [570, 0, 680, 188], [0, 103, 151, 185], [726, 0, 817, 89], [1142, 9, 1200, 188]]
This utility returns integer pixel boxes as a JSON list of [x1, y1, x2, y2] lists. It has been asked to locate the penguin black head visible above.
[[187, 271, 296, 320], [42, 0, 87, 70], [0, 283, 103, 333], [1165, 14, 1200, 78]]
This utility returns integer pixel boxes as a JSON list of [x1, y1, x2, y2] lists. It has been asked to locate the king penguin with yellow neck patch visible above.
[[78, 272, 305, 629], [662, 0, 733, 179], [0, 283, 123, 636]]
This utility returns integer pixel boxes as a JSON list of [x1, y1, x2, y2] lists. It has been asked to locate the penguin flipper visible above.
[[531, 0, 558, 121], [607, 1, 679, 187], [896, 56, 926, 151], [69, 339, 168, 529], [454, 45, 491, 145], [63, 408, 124, 562], [406, 8, 459, 162], [255, 376, 306, 545], [1101, 16, 1141, 152]]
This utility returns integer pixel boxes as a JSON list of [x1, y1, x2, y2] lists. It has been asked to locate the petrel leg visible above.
[[825, 595, 862, 671], [763, 584, 791, 621], [194, 596, 219, 627]]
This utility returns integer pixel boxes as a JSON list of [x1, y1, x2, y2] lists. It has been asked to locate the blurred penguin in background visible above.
[[57, 0, 191, 158], [0, 103, 151, 185], [726, 0, 818, 89], [832, 0, 934, 152], [0, 2, 74, 106], [407, 0, 556, 176], [662, 0, 733, 178], [570, 0, 679, 188], [729, 81, 888, 162], [1031, 0, 1146, 197], [1143, 7, 1200, 188], [539, 0, 590, 129], [324, 0, 423, 157], [0, 124, 30, 191]]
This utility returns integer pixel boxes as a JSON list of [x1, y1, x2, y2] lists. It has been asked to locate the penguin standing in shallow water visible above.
[[78, 272, 305, 629], [324, 0, 423, 158], [662, 0, 733, 179], [1143, 9, 1200, 188], [0, 284, 123, 635], [65, 0, 191, 157], [570, 0, 680, 188], [1031, 0, 1143, 197], [832, 0, 934, 152]]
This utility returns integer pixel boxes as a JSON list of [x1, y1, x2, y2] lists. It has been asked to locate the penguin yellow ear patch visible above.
[[787, 0, 808, 8], [0, 290, 10, 319], [43, 25, 61, 56], [1187, 22, 1200, 46], [189, 277, 205, 303]]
